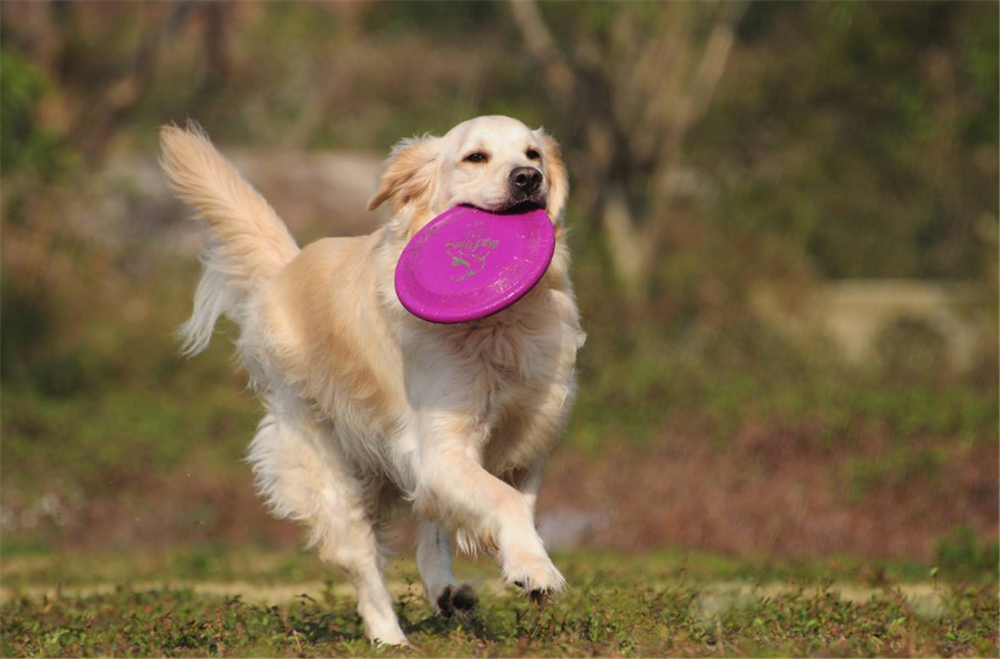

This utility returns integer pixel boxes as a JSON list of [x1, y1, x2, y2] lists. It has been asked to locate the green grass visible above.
[[567, 321, 999, 452], [0, 548, 960, 589], [2, 551, 997, 657]]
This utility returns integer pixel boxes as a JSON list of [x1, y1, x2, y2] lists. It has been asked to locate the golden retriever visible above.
[[159, 116, 584, 645]]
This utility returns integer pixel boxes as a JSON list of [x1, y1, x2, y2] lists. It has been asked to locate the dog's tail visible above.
[[159, 123, 300, 355]]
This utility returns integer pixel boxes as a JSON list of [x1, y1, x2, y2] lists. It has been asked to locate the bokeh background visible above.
[[2, 1, 997, 578]]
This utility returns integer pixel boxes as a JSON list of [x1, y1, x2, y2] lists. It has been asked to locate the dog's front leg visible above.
[[416, 417, 565, 597]]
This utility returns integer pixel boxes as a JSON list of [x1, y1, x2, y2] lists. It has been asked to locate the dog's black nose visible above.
[[508, 167, 542, 195]]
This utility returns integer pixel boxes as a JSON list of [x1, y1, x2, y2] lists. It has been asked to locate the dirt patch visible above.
[[4, 430, 996, 562], [539, 431, 999, 561]]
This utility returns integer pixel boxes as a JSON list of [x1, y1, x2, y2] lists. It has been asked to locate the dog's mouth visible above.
[[471, 197, 546, 215], [496, 199, 545, 215]]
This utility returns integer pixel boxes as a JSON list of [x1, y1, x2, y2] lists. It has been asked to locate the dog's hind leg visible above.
[[248, 406, 407, 646], [511, 455, 548, 515], [416, 519, 476, 617]]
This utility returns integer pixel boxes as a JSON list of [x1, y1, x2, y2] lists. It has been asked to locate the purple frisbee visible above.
[[395, 204, 556, 323]]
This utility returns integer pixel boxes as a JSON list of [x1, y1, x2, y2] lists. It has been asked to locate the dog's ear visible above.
[[367, 135, 441, 212], [534, 129, 569, 222]]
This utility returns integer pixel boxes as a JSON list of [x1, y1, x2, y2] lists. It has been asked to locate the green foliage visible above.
[[1, 551, 997, 657], [360, 1, 500, 35], [934, 526, 1000, 579], [0, 262, 258, 500], [0, 48, 75, 181], [844, 447, 946, 504], [0, 277, 56, 383], [126, 2, 547, 153], [567, 305, 998, 452], [874, 317, 950, 384], [694, 2, 998, 280]]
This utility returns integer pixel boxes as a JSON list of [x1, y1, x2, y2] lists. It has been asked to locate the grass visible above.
[[2, 246, 996, 569], [2, 7, 997, 654], [566, 318, 999, 453], [0, 547, 962, 589], [2, 550, 997, 657], [2, 102, 997, 657], [3, 260, 996, 498]]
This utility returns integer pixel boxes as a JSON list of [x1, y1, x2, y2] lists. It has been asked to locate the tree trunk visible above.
[[601, 187, 655, 300]]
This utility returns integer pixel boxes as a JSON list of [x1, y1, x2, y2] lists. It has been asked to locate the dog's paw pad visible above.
[[452, 585, 477, 612], [437, 585, 477, 618], [437, 588, 454, 618]]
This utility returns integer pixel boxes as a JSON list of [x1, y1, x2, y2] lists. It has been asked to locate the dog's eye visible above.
[[464, 152, 488, 164], [526, 148, 541, 161]]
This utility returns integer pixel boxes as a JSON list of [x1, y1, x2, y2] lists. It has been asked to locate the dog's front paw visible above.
[[436, 584, 477, 618], [367, 625, 410, 647], [505, 552, 566, 600]]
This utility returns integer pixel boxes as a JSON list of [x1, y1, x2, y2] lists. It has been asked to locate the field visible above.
[[3, 550, 998, 657], [2, 228, 996, 656], [2, 3, 998, 657]]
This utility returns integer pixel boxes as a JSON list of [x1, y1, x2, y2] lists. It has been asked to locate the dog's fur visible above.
[[160, 116, 584, 645]]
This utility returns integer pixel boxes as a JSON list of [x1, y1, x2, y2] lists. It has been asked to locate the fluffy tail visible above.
[[159, 123, 299, 355]]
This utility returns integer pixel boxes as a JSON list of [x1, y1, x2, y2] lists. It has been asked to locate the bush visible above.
[[934, 525, 1000, 578]]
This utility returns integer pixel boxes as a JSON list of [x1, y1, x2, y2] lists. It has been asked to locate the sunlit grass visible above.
[[2, 550, 997, 657]]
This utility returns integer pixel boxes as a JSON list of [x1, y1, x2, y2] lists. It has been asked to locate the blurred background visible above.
[[2, 1, 997, 576]]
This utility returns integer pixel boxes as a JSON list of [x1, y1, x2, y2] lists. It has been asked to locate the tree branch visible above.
[[685, 2, 748, 124], [509, 0, 577, 104]]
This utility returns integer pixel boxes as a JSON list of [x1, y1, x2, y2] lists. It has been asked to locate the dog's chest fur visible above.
[[427, 284, 577, 470]]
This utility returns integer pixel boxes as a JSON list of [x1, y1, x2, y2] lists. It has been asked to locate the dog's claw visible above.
[[508, 558, 564, 604], [511, 580, 554, 605]]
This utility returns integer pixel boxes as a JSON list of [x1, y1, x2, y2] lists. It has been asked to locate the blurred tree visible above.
[[696, 2, 998, 281], [511, 0, 747, 301], [511, 0, 997, 317], [0, 48, 72, 181], [0, 1, 221, 163], [3, 0, 994, 312]]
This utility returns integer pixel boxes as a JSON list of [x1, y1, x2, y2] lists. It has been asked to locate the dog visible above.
[[159, 115, 584, 645]]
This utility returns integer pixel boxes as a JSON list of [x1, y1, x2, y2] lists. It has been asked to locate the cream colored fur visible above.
[[160, 116, 584, 646]]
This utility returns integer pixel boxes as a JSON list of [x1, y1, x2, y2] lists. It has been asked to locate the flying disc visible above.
[[395, 204, 556, 323]]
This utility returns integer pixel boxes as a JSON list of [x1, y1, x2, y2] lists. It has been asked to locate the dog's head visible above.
[[368, 116, 568, 236]]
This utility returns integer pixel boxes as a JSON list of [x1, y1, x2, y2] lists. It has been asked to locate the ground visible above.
[[2, 550, 997, 657]]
